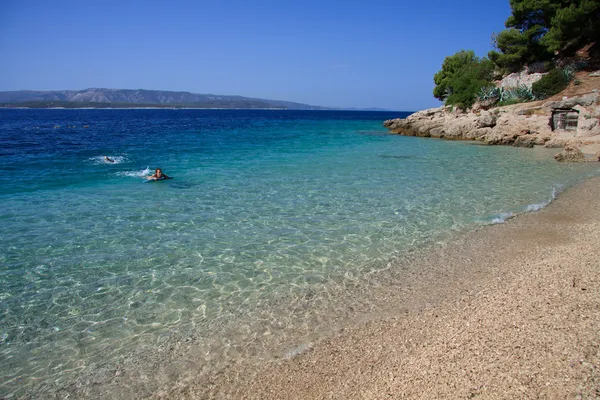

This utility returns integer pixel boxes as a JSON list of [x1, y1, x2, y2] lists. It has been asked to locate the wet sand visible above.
[[159, 176, 600, 399]]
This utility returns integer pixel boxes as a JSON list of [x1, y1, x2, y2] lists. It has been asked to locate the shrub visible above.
[[532, 69, 571, 99]]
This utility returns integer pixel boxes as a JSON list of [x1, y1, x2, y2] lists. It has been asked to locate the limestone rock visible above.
[[514, 134, 549, 148], [464, 128, 492, 140], [544, 92, 599, 110], [576, 114, 600, 137], [554, 146, 586, 162], [499, 70, 545, 90], [476, 114, 496, 128], [545, 138, 572, 148], [383, 93, 600, 151]]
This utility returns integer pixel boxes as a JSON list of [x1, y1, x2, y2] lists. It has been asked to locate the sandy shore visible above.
[[155, 176, 600, 399]]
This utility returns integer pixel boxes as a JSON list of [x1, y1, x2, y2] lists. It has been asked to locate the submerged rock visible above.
[[554, 146, 586, 162]]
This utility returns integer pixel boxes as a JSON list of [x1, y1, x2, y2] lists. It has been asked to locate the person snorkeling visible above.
[[147, 168, 170, 180]]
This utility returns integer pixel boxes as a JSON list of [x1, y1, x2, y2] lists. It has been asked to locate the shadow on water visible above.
[[377, 154, 417, 160], [464, 141, 491, 146], [357, 131, 390, 137], [169, 181, 199, 189], [143, 179, 198, 189]]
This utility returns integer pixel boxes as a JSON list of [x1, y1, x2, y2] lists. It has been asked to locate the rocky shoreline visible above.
[[384, 92, 600, 161]]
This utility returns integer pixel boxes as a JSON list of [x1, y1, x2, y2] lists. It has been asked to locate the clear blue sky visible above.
[[0, 0, 511, 110]]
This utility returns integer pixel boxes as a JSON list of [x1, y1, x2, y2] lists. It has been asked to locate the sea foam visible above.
[[90, 155, 127, 165], [118, 167, 151, 178], [524, 185, 561, 213], [490, 185, 562, 224], [490, 212, 514, 224]]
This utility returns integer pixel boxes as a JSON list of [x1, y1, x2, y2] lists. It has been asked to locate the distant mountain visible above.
[[343, 107, 394, 112], [0, 88, 329, 110]]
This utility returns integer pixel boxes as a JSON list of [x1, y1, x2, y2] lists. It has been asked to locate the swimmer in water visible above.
[[104, 156, 115, 163], [147, 168, 170, 180]]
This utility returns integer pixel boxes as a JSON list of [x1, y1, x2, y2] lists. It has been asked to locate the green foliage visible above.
[[489, 27, 552, 72], [433, 51, 495, 108], [540, 0, 600, 53], [506, 0, 567, 31], [433, 50, 478, 101], [477, 85, 501, 102], [431, 1, 600, 105], [531, 68, 572, 99], [501, 84, 535, 102], [563, 60, 588, 77], [498, 98, 527, 106], [488, 0, 600, 72], [477, 84, 536, 107]]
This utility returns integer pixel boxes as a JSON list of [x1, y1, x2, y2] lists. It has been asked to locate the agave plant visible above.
[[476, 85, 501, 107], [500, 84, 535, 102], [477, 85, 500, 101]]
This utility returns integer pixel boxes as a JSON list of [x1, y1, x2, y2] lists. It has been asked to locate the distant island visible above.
[[0, 88, 391, 110], [0, 88, 334, 110]]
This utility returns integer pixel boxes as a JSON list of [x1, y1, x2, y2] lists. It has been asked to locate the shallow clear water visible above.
[[1, 109, 598, 396]]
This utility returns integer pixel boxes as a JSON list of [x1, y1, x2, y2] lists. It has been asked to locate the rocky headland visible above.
[[385, 72, 600, 161]]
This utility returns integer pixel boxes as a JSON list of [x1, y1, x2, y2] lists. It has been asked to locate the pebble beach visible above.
[[169, 176, 600, 399]]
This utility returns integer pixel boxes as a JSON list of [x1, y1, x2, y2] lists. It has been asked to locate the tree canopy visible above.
[[490, 0, 600, 71], [433, 50, 494, 108]]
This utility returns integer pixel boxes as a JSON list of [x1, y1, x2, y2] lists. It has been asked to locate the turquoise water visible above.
[[1, 109, 599, 396]]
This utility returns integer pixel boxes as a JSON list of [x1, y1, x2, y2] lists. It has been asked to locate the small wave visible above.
[[525, 202, 548, 212], [489, 185, 563, 225], [524, 185, 562, 213], [551, 185, 562, 199], [90, 155, 127, 165], [118, 167, 151, 178], [490, 212, 514, 224]]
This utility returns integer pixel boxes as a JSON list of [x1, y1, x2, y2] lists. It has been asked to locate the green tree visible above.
[[505, 0, 568, 31], [433, 50, 477, 101], [433, 51, 494, 108], [541, 0, 600, 53], [488, 26, 551, 72], [489, 0, 600, 70]]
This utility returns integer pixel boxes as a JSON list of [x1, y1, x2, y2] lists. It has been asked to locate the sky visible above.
[[0, 0, 512, 110]]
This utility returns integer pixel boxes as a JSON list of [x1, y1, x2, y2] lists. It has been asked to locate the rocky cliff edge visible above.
[[384, 92, 600, 151], [385, 69, 600, 161]]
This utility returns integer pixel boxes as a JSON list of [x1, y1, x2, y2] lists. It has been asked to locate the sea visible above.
[[1, 109, 599, 397]]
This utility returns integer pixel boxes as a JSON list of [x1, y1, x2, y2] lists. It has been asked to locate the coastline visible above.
[[164, 175, 600, 399], [7, 110, 599, 398], [7, 111, 599, 398], [383, 90, 600, 158]]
